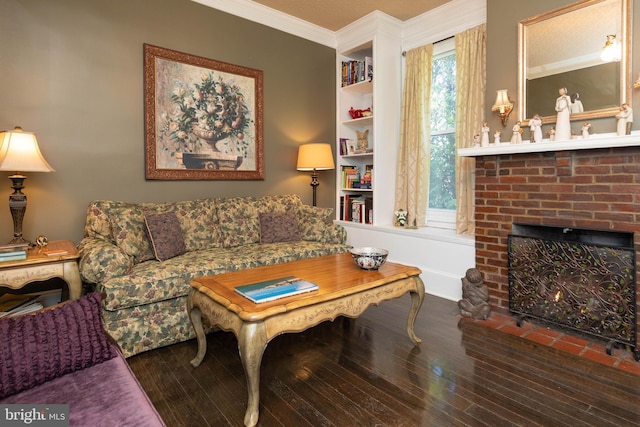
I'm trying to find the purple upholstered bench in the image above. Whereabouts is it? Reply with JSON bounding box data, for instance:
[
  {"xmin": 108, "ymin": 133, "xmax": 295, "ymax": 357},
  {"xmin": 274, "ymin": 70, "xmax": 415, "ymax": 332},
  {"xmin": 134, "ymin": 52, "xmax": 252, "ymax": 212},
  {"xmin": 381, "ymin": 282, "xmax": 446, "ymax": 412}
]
[{"xmin": 0, "ymin": 293, "xmax": 164, "ymax": 427}]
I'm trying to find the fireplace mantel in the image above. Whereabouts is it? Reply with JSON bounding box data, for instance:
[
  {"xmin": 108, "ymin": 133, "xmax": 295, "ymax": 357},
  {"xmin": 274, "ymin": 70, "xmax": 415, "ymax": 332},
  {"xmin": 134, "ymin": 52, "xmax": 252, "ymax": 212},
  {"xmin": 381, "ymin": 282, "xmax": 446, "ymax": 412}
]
[{"xmin": 458, "ymin": 132, "xmax": 640, "ymax": 157}]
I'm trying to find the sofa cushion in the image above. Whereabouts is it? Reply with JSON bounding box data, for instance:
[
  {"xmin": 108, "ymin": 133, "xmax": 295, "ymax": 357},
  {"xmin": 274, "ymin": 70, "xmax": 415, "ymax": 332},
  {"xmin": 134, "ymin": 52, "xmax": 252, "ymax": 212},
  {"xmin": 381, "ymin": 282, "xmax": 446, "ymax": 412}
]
[
  {"xmin": 0, "ymin": 350, "xmax": 165, "ymax": 426},
  {"xmin": 173, "ymin": 199, "xmax": 221, "ymax": 251},
  {"xmin": 0, "ymin": 293, "xmax": 117, "ymax": 399},
  {"xmin": 217, "ymin": 194, "xmax": 303, "ymax": 247},
  {"xmin": 259, "ymin": 211, "xmax": 302, "ymax": 243},
  {"xmin": 111, "ymin": 206, "xmax": 156, "ymax": 263},
  {"xmin": 144, "ymin": 211, "xmax": 187, "ymax": 261},
  {"xmin": 297, "ymin": 205, "xmax": 335, "ymax": 242}
]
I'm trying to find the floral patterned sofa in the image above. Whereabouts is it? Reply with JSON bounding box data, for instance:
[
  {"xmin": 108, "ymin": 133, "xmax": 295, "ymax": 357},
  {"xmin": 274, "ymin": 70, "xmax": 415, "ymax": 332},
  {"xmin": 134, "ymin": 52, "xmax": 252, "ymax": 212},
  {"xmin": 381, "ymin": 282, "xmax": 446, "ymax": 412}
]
[{"xmin": 78, "ymin": 194, "xmax": 349, "ymax": 357}]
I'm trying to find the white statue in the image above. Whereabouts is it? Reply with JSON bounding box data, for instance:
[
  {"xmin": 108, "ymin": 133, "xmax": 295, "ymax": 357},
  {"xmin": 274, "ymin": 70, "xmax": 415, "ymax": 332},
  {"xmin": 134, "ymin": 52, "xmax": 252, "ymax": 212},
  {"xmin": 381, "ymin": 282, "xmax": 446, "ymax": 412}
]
[
  {"xmin": 473, "ymin": 133, "xmax": 480, "ymax": 147},
  {"xmin": 493, "ymin": 130, "xmax": 501, "ymax": 145},
  {"xmin": 529, "ymin": 114, "xmax": 542, "ymax": 143},
  {"xmin": 616, "ymin": 103, "xmax": 633, "ymax": 136},
  {"xmin": 581, "ymin": 122, "xmax": 591, "ymax": 139},
  {"xmin": 481, "ymin": 122, "xmax": 490, "ymax": 147},
  {"xmin": 510, "ymin": 121, "xmax": 522, "ymax": 144},
  {"xmin": 554, "ymin": 87, "xmax": 572, "ymax": 140}
]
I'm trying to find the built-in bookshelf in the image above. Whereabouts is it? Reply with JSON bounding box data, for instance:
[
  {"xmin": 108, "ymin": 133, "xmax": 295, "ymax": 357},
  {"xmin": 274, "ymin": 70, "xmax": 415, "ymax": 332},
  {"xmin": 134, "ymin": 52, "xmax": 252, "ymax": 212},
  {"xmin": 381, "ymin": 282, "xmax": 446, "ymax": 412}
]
[{"xmin": 335, "ymin": 18, "xmax": 402, "ymax": 226}]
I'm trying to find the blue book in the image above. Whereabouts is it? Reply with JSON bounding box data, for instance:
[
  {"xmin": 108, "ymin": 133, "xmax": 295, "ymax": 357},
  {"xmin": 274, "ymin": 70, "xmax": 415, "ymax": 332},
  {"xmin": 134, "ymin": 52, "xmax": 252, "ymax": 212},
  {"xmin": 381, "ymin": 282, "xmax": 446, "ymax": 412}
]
[{"xmin": 235, "ymin": 276, "xmax": 318, "ymax": 304}]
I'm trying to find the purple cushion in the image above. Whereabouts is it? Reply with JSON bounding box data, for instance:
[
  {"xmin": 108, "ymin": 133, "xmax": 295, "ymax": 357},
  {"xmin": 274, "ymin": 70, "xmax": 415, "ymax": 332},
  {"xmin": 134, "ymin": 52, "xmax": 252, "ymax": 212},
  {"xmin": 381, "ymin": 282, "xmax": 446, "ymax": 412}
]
[
  {"xmin": 144, "ymin": 211, "xmax": 187, "ymax": 261},
  {"xmin": 0, "ymin": 351, "xmax": 165, "ymax": 426},
  {"xmin": 0, "ymin": 293, "xmax": 117, "ymax": 399},
  {"xmin": 259, "ymin": 211, "xmax": 302, "ymax": 243}
]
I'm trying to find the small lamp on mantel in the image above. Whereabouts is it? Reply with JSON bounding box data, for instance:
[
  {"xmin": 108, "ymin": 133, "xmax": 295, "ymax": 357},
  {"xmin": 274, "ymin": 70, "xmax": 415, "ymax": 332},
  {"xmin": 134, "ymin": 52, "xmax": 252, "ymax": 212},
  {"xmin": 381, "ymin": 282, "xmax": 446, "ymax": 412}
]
[
  {"xmin": 491, "ymin": 89, "xmax": 514, "ymax": 127},
  {"xmin": 0, "ymin": 127, "xmax": 55, "ymax": 248},
  {"xmin": 296, "ymin": 143, "xmax": 335, "ymax": 207}
]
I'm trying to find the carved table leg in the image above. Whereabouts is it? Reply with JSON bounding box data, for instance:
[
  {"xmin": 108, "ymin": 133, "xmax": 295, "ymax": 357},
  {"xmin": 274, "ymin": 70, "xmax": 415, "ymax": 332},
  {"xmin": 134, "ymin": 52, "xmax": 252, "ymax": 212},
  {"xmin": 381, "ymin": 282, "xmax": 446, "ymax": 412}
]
[
  {"xmin": 188, "ymin": 289, "xmax": 207, "ymax": 368},
  {"xmin": 407, "ymin": 276, "xmax": 425, "ymax": 344},
  {"xmin": 238, "ymin": 321, "xmax": 268, "ymax": 427},
  {"xmin": 63, "ymin": 261, "xmax": 83, "ymax": 300}
]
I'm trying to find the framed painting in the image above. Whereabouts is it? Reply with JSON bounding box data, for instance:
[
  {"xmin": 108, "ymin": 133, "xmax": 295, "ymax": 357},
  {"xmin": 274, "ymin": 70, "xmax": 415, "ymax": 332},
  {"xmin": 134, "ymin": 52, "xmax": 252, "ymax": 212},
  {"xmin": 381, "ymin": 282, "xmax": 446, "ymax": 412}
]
[{"xmin": 144, "ymin": 44, "xmax": 264, "ymax": 180}]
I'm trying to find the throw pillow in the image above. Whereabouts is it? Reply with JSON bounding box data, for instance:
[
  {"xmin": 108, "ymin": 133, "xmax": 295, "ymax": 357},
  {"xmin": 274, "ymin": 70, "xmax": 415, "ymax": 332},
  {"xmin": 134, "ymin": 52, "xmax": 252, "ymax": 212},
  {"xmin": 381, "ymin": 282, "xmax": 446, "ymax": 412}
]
[
  {"xmin": 297, "ymin": 205, "xmax": 334, "ymax": 241},
  {"xmin": 144, "ymin": 211, "xmax": 187, "ymax": 261},
  {"xmin": 259, "ymin": 211, "xmax": 302, "ymax": 243},
  {"xmin": 110, "ymin": 206, "xmax": 155, "ymax": 263},
  {"xmin": 0, "ymin": 293, "xmax": 118, "ymax": 399}
]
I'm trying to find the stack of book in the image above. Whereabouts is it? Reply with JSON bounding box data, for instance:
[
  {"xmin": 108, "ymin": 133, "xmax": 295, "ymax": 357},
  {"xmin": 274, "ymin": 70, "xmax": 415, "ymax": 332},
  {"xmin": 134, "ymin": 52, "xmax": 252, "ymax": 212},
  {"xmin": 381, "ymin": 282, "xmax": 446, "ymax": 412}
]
[
  {"xmin": 341, "ymin": 57, "xmax": 373, "ymax": 87},
  {"xmin": 0, "ymin": 246, "xmax": 28, "ymax": 263}
]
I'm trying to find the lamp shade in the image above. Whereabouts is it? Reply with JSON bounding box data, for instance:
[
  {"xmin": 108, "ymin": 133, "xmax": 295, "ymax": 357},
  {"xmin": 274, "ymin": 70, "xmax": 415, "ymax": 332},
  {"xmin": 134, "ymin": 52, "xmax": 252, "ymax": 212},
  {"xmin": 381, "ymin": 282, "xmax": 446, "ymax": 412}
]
[
  {"xmin": 0, "ymin": 127, "xmax": 55, "ymax": 173},
  {"xmin": 491, "ymin": 89, "xmax": 512, "ymax": 113},
  {"xmin": 296, "ymin": 143, "xmax": 335, "ymax": 171}
]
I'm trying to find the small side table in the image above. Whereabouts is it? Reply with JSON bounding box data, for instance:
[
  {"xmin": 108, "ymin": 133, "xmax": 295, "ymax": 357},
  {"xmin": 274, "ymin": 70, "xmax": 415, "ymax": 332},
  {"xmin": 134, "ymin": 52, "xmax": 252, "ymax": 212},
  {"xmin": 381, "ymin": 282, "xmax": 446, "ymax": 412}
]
[{"xmin": 0, "ymin": 240, "xmax": 82, "ymax": 301}]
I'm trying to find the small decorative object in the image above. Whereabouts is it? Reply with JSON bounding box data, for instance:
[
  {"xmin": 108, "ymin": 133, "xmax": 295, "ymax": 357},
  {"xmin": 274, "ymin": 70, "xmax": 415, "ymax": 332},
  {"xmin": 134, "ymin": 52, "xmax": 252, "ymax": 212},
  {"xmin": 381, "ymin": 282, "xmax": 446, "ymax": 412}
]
[
  {"xmin": 394, "ymin": 209, "xmax": 408, "ymax": 226},
  {"xmin": 493, "ymin": 130, "xmax": 501, "ymax": 145},
  {"xmin": 457, "ymin": 268, "xmax": 491, "ymax": 320},
  {"xmin": 348, "ymin": 107, "xmax": 372, "ymax": 119},
  {"xmin": 615, "ymin": 103, "xmax": 633, "ymax": 136},
  {"xmin": 356, "ymin": 130, "xmax": 369, "ymax": 151},
  {"xmin": 510, "ymin": 121, "xmax": 522, "ymax": 144},
  {"xmin": 35, "ymin": 235, "xmax": 48, "ymax": 248},
  {"xmin": 529, "ymin": 114, "xmax": 542, "ymax": 143},
  {"xmin": 473, "ymin": 133, "xmax": 480, "ymax": 147},
  {"xmin": 581, "ymin": 122, "xmax": 591, "ymax": 139},
  {"xmin": 350, "ymin": 247, "xmax": 388, "ymax": 271},
  {"xmin": 481, "ymin": 122, "xmax": 490, "ymax": 147},
  {"xmin": 547, "ymin": 126, "xmax": 556, "ymax": 141}
]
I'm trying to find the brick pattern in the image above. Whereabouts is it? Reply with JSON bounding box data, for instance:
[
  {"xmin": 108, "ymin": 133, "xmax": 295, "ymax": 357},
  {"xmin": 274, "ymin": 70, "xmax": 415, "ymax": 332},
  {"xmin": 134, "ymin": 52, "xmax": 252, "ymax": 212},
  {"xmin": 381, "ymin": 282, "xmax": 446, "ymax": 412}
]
[{"xmin": 474, "ymin": 147, "xmax": 640, "ymax": 347}]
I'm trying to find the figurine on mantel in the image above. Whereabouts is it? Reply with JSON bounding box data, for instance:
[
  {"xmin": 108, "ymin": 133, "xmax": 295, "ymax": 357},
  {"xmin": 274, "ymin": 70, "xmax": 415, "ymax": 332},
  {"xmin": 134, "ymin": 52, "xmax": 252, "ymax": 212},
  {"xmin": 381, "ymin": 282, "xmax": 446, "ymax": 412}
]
[
  {"xmin": 616, "ymin": 103, "xmax": 633, "ymax": 136},
  {"xmin": 510, "ymin": 121, "xmax": 523, "ymax": 144},
  {"xmin": 554, "ymin": 87, "xmax": 572, "ymax": 141},
  {"xmin": 529, "ymin": 114, "xmax": 542, "ymax": 143},
  {"xmin": 581, "ymin": 122, "xmax": 591, "ymax": 139},
  {"xmin": 481, "ymin": 121, "xmax": 490, "ymax": 147},
  {"xmin": 547, "ymin": 126, "xmax": 556, "ymax": 141},
  {"xmin": 473, "ymin": 133, "xmax": 480, "ymax": 147},
  {"xmin": 493, "ymin": 130, "xmax": 501, "ymax": 144}
]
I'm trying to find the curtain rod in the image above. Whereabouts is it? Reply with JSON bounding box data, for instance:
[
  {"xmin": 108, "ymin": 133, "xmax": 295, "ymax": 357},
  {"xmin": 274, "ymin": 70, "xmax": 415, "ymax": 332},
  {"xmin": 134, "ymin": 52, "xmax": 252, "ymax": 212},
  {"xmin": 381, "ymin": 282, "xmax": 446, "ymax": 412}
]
[{"xmin": 402, "ymin": 35, "xmax": 454, "ymax": 56}]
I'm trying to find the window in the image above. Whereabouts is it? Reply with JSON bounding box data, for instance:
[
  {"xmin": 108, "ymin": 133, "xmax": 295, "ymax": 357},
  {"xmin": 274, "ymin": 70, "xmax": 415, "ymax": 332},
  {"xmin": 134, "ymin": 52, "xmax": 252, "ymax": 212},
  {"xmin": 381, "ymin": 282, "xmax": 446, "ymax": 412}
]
[{"xmin": 427, "ymin": 39, "xmax": 456, "ymax": 228}]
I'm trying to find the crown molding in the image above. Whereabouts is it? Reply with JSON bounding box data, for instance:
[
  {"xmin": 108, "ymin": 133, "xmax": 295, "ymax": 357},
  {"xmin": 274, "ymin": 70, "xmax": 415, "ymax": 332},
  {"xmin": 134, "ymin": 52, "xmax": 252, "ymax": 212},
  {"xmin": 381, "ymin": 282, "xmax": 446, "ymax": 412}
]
[
  {"xmin": 191, "ymin": 0, "xmax": 337, "ymax": 48},
  {"xmin": 402, "ymin": 0, "xmax": 486, "ymax": 51},
  {"xmin": 336, "ymin": 10, "xmax": 403, "ymax": 51}
]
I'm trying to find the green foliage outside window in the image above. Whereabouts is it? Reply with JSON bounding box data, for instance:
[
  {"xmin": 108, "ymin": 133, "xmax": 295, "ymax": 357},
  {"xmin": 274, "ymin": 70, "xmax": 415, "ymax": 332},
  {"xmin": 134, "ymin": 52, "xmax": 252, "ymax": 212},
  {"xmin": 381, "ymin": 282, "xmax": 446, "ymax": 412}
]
[{"xmin": 429, "ymin": 52, "xmax": 457, "ymax": 210}]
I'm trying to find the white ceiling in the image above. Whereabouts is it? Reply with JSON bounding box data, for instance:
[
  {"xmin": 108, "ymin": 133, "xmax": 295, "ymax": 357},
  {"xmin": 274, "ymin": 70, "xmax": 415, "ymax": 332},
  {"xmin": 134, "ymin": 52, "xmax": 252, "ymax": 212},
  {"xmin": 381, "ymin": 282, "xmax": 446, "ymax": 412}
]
[{"xmin": 250, "ymin": 0, "xmax": 450, "ymax": 31}]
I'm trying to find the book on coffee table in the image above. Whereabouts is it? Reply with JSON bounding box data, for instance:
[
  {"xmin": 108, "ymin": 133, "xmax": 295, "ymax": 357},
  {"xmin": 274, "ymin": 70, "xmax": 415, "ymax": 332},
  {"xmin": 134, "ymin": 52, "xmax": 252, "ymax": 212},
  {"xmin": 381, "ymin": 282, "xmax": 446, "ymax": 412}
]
[{"xmin": 235, "ymin": 276, "xmax": 318, "ymax": 303}]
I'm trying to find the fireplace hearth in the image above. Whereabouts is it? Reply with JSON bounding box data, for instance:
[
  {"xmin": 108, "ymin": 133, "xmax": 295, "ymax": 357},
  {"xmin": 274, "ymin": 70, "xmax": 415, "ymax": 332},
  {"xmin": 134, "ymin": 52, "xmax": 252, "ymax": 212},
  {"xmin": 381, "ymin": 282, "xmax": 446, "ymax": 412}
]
[{"xmin": 508, "ymin": 224, "xmax": 637, "ymax": 358}]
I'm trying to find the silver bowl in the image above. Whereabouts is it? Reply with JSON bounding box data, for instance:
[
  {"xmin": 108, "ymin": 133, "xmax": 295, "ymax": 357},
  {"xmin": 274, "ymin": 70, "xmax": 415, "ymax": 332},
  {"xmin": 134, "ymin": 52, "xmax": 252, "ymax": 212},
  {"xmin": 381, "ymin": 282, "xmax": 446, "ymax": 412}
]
[{"xmin": 350, "ymin": 247, "xmax": 389, "ymax": 271}]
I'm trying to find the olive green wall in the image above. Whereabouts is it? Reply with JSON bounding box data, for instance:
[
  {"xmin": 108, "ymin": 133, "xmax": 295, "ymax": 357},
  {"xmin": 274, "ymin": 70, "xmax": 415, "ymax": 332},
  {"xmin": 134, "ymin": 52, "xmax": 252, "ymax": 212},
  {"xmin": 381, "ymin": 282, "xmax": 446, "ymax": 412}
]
[
  {"xmin": 487, "ymin": 0, "xmax": 639, "ymax": 135},
  {"xmin": 0, "ymin": 0, "xmax": 336, "ymax": 243}
]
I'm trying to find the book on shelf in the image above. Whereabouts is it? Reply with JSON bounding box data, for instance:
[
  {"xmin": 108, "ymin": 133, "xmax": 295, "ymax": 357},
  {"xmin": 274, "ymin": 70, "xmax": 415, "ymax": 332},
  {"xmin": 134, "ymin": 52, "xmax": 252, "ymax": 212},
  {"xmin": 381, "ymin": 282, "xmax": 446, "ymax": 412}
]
[
  {"xmin": 235, "ymin": 276, "xmax": 319, "ymax": 304},
  {"xmin": 341, "ymin": 58, "xmax": 373, "ymax": 87}
]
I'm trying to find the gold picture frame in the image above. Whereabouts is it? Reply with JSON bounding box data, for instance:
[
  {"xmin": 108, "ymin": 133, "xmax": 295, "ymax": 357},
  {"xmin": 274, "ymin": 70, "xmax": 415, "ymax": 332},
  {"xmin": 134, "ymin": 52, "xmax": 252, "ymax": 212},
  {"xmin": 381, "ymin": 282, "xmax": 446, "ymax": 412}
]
[{"xmin": 144, "ymin": 44, "xmax": 264, "ymax": 180}]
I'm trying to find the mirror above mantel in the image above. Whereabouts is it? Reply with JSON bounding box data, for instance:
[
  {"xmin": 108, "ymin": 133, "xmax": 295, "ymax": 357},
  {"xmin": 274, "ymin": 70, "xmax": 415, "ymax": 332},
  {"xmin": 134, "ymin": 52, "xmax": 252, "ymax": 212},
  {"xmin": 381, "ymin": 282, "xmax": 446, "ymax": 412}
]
[{"xmin": 518, "ymin": 0, "xmax": 631, "ymax": 125}]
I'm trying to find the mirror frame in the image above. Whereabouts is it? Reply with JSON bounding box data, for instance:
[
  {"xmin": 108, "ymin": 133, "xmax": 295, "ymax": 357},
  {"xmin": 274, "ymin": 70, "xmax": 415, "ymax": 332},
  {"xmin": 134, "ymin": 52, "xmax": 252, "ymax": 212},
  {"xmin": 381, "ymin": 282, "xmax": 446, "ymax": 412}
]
[{"xmin": 518, "ymin": 0, "xmax": 632, "ymax": 124}]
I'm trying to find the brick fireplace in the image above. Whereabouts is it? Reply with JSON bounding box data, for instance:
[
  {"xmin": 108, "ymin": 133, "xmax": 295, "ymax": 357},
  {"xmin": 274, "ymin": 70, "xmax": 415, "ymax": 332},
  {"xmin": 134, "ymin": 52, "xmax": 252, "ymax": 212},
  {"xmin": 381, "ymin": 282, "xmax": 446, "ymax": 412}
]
[{"xmin": 471, "ymin": 143, "xmax": 640, "ymax": 350}]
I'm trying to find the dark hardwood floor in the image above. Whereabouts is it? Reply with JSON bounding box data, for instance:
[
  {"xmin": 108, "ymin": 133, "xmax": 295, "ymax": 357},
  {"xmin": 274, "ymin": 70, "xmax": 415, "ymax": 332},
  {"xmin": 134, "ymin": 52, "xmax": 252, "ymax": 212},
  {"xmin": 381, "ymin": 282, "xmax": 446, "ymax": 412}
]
[{"xmin": 128, "ymin": 294, "xmax": 640, "ymax": 426}]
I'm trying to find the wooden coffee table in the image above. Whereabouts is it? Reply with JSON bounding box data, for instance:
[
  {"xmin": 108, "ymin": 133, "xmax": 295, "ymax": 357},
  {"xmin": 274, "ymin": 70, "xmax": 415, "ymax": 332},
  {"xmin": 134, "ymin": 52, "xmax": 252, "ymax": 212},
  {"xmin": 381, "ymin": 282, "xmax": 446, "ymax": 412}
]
[{"xmin": 187, "ymin": 252, "xmax": 424, "ymax": 427}]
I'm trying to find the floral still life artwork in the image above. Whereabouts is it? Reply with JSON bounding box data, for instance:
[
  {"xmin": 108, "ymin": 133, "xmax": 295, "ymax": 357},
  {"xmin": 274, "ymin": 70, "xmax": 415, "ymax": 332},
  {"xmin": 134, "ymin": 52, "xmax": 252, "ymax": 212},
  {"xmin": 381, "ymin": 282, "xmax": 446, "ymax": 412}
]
[{"xmin": 144, "ymin": 44, "xmax": 264, "ymax": 180}]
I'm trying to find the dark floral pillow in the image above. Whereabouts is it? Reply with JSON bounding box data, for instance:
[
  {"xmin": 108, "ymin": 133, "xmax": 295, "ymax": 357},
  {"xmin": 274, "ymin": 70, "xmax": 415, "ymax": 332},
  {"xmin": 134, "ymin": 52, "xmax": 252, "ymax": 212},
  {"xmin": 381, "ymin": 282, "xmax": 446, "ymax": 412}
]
[
  {"xmin": 144, "ymin": 211, "xmax": 187, "ymax": 261},
  {"xmin": 259, "ymin": 211, "xmax": 302, "ymax": 243},
  {"xmin": 0, "ymin": 293, "xmax": 117, "ymax": 399}
]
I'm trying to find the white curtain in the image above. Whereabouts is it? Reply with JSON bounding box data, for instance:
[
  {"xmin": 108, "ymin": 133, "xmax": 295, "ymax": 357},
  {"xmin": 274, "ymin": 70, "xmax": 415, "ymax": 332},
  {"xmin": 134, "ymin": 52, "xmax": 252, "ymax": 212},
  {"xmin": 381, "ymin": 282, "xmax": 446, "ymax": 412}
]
[
  {"xmin": 455, "ymin": 24, "xmax": 486, "ymax": 235},
  {"xmin": 393, "ymin": 45, "xmax": 433, "ymax": 227}
]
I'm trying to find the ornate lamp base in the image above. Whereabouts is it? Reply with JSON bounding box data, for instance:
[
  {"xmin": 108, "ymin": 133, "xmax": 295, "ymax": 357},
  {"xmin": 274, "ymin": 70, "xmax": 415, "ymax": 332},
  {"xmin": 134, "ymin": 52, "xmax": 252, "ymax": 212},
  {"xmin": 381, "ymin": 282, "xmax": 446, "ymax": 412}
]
[{"xmin": 7, "ymin": 174, "xmax": 30, "ymax": 248}]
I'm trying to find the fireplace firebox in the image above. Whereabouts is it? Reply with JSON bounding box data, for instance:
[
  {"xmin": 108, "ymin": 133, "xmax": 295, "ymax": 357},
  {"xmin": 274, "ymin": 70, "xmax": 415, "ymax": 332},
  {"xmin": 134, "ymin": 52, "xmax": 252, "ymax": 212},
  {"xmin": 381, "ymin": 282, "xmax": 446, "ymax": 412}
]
[{"xmin": 508, "ymin": 224, "xmax": 637, "ymax": 358}]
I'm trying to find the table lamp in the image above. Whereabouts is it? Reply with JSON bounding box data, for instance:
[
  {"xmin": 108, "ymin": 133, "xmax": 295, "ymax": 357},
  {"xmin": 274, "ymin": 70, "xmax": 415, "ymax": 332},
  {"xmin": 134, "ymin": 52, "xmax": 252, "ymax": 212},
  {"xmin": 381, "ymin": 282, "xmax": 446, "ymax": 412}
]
[
  {"xmin": 296, "ymin": 143, "xmax": 334, "ymax": 206},
  {"xmin": 0, "ymin": 127, "xmax": 55, "ymax": 247}
]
